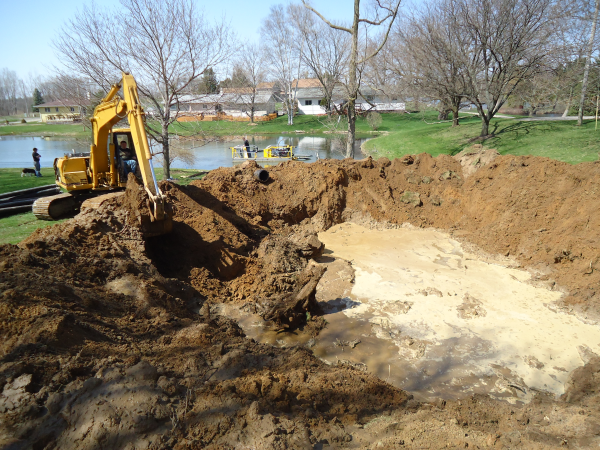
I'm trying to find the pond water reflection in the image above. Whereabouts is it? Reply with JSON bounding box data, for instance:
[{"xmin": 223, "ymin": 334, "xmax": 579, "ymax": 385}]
[{"xmin": 0, "ymin": 135, "xmax": 367, "ymax": 170}]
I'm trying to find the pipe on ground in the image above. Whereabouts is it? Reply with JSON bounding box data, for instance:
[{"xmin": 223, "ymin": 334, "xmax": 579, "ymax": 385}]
[{"xmin": 254, "ymin": 169, "xmax": 269, "ymax": 183}]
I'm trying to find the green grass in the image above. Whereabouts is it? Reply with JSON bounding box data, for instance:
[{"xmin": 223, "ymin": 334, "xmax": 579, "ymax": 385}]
[
  {"xmin": 0, "ymin": 115, "xmax": 26, "ymax": 123},
  {"xmin": 363, "ymin": 111, "xmax": 600, "ymax": 165},
  {"xmin": 168, "ymin": 114, "xmax": 376, "ymax": 137},
  {"xmin": 153, "ymin": 168, "xmax": 207, "ymax": 185},
  {"xmin": 0, "ymin": 168, "xmax": 58, "ymax": 194},
  {"xmin": 0, "ymin": 122, "xmax": 89, "ymax": 137},
  {"xmin": 0, "ymin": 213, "xmax": 68, "ymax": 246},
  {"xmin": 0, "ymin": 168, "xmax": 64, "ymax": 245}
]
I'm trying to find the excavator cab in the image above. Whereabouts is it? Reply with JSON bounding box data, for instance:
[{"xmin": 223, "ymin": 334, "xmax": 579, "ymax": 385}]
[{"xmin": 112, "ymin": 128, "xmax": 138, "ymax": 183}]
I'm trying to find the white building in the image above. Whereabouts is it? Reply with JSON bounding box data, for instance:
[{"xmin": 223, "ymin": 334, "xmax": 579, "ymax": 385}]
[
  {"xmin": 291, "ymin": 79, "xmax": 405, "ymax": 115},
  {"xmin": 175, "ymin": 84, "xmax": 279, "ymax": 118}
]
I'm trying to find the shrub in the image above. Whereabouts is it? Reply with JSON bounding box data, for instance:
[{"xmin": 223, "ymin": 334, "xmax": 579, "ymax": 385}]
[
  {"xmin": 367, "ymin": 112, "xmax": 382, "ymax": 131},
  {"xmin": 20, "ymin": 119, "xmax": 27, "ymax": 124}
]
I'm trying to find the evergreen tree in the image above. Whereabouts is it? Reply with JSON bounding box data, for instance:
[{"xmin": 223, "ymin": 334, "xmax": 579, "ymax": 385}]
[
  {"xmin": 198, "ymin": 68, "xmax": 219, "ymax": 94},
  {"xmin": 32, "ymin": 88, "xmax": 44, "ymax": 112}
]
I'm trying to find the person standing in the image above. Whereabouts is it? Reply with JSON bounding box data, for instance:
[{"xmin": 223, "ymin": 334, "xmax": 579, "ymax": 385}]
[
  {"xmin": 244, "ymin": 137, "xmax": 251, "ymax": 157},
  {"xmin": 32, "ymin": 148, "xmax": 42, "ymax": 177}
]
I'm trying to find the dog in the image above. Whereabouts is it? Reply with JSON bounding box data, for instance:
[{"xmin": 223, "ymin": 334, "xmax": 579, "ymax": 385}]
[{"xmin": 21, "ymin": 168, "xmax": 36, "ymax": 177}]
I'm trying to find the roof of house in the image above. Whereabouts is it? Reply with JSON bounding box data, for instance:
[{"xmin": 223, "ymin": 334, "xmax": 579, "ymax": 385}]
[
  {"xmin": 257, "ymin": 81, "xmax": 279, "ymax": 90},
  {"xmin": 36, "ymin": 99, "xmax": 82, "ymax": 108},
  {"xmin": 291, "ymin": 79, "xmax": 323, "ymax": 88},
  {"xmin": 177, "ymin": 92, "xmax": 276, "ymax": 106},
  {"xmin": 221, "ymin": 87, "xmax": 253, "ymax": 94},
  {"xmin": 293, "ymin": 84, "xmax": 381, "ymax": 101},
  {"xmin": 295, "ymin": 87, "xmax": 326, "ymax": 98}
]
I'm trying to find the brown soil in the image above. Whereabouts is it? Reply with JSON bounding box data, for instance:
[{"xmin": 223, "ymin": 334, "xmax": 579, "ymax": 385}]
[{"xmin": 1, "ymin": 154, "xmax": 600, "ymax": 449}]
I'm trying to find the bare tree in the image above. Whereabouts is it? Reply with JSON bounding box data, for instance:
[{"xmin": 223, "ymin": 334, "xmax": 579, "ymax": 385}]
[
  {"xmin": 447, "ymin": 0, "xmax": 555, "ymax": 137},
  {"xmin": 233, "ymin": 44, "xmax": 267, "ymax": 123},
  {"xmin": 263, "ymin": 4, "xmax": 305, "ymax": 126},
  {"xmin": 43, "ymin": 74, "xmax": 103, "ymax": 129},
  {"xmin": 0, "ymin": 68, "xmax": 20, "ymax": 116},
  {"xmin": 294, "ymin": 8, "xmax": 350, "ymax": 114},
  {"xmin": 55, "ymin": 0, "xmax": 234, "ymax": 179},
  {"xmin": 514, "ymin": 70, "xmax": 561, "ymax": 116},
  {"xmin": 395, "ymin": 4, "xmax": 470, "ymax": 126},
  {"xmin": 303, "ymin": 0, "xmax": 402, "ymax": 158},
  {"xmin": 578, "ymin": 0, "xmax": 600, "ymax": 125}
]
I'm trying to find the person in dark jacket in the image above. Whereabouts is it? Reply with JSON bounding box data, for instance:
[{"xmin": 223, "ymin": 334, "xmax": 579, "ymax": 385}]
[{"xmin": 32, "ymin": 148, "xmax": 42, "ymax": 177}]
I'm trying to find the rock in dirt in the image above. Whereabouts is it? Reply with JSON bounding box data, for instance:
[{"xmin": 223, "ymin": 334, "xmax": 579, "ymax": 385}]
[
  {"xmin": 400, "ymin": 191, "xmax": 422, "ymax": 207},
  {"xmin": 454, "ymin": 145, "xmax": 499, "ymax": 177}
]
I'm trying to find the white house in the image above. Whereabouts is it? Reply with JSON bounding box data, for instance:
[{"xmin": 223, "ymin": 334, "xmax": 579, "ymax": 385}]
[{"xmin": 291, "ymin": 79, "xmax": 405, "ymax": 115}]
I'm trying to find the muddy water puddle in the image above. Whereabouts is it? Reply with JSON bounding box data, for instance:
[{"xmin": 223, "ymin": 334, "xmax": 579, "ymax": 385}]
[{"xmin": 221, "ymin": 223, "xmax": 600, "ymax": 404}]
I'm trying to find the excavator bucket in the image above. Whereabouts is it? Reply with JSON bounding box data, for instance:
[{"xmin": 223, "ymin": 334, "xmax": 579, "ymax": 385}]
[
  {"xmin": 140, "ymin": 206, "xmax": 173, "ymax": 238},
  {"xmin": 81, "ymin": 190, "xmax": 173, "ymax": 238}
]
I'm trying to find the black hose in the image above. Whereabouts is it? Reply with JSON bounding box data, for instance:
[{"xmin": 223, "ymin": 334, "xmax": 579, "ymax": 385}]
[
  {"xmin": 0, "ymin": 198, "xmax": 36, "ymax": 208},
  {"xmin": 0, "ymin": 185, "xmax": 58, "ymax": 200},
  {"xmin": 0, "ymin": 205, "xmax": 32, "ymax": 217},
  {"xmin": 0, "ymin": 188, "xmax": 61, "ymax": 205}
]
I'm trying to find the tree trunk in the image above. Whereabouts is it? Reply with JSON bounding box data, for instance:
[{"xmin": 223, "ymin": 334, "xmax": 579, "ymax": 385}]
[
  {"xmin": 345, "ymin": 0, "xmax": 360, "ymax": 159},
  {"xmin": 438, "ymin": 110, "xmax": 449, "ymax": 120},
  {"xmin": 481, "ymin": 119, "xmax": 489, "ymax": 137},
  {"xmin": 161, "ymin": 121, "xmax": 170, "ymax": 179},
  {"xmin": 451, "ymin": 106, "xmax": 459, "ymax": 127},
  {"xmin": 563, "ymin": 87, "xmax": 573, "ymax": 117},
  {"xmin": 477, "ymin": 107, "xmax": 490, "ymax": 137},
  {"xmin": 346, "ymin": 102, "xmax": 356, "ymax": 158},
  {"xmin": 578, "ymin": 0, "xmax": 600, "ymax": 126},
  {"xmin": 287, "ymin": 90, "xmax": 294, "ymax": 126}
]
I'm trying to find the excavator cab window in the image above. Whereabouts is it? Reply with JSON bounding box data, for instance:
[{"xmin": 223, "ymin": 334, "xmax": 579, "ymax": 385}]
[{"xmin": 113, "ymin": 131, "xmax": 137, "ymax": 182}]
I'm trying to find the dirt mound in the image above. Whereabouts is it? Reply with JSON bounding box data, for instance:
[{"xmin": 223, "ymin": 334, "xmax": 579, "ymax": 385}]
[{"xmin": 2, "ymin": 154, "xmax": 600, "ymax": 448}]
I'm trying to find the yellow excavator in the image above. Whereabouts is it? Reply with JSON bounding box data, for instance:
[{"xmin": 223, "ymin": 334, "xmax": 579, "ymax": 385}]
[{"xmin": 33, "ymin": 73, "xmax": 172, "ymax": 236}]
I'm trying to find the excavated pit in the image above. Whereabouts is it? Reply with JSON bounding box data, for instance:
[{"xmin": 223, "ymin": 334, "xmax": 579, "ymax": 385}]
[{"xmin": 2, "ymin": 149, "xmax": 600, "ymax": 448}]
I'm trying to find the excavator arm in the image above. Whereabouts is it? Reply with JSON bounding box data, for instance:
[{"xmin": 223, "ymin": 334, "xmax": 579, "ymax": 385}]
[{"xmin": 90, "ymin": 73, "xmax": 167, "ymax": 223}]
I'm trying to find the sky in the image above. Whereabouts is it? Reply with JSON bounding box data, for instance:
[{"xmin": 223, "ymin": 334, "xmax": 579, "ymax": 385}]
[{"xmin": 0, "ymin": 0, "xmax": 372, "ymax": 82}]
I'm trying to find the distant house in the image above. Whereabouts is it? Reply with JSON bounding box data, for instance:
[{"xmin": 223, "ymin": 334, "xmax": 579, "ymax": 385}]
[
  {"xmin": 175, "ymin": 86, "xmax": 278, "ymax": 118},
  {"xmin": 291, "ymin": 78, "xmax": 405, "ymax": 115},
  {"xmin": 36, "ymin": 99, "xmax": 85, "ymax": 123}
]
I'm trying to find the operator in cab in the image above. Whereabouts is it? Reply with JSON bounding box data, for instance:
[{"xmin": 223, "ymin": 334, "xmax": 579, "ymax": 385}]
[{"xmin": 119, "ymin": 140, "xmax": 138, "ymax": 177}]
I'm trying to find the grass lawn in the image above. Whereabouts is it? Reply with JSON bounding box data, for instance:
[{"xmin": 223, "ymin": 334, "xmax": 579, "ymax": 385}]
[
  {"xmin": 363, "ymin": 111, "xmax": 600, "ymax": 165},
  {"xmin": 0, "ymin": 213, "xmax": 68, "ymax": 246},
  {"xmin": 0, "ymin": 122, "xmax": 89, "ymax": 137},
  {"xmin": 0, "ymin": 167, "xmax": 203, "ymax": 245},
  {"xmin": 169, "ymin": 114, "xmax": 377, "ymax": 137},
  {"xmin": 0, "ymin": 168, "xmax": 58, "ymax": 194},
  {"xmin": 153, "ymin": 168, "xmax": 207, "ymax": 185},
  {"xmin": 0, "ymin": 115, "xmax": 27, "ymax": 123}
]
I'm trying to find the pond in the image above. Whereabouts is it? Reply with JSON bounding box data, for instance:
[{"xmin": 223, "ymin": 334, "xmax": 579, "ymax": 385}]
[{"xmin": 0, "ymin": 135, "xmax": 367, "ymax": 170}]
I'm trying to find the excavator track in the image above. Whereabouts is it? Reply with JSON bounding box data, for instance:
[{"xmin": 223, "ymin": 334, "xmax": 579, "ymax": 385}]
[{"xmin": 32, "ymin": 193, "xmax": 78, "ymax": 220}]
